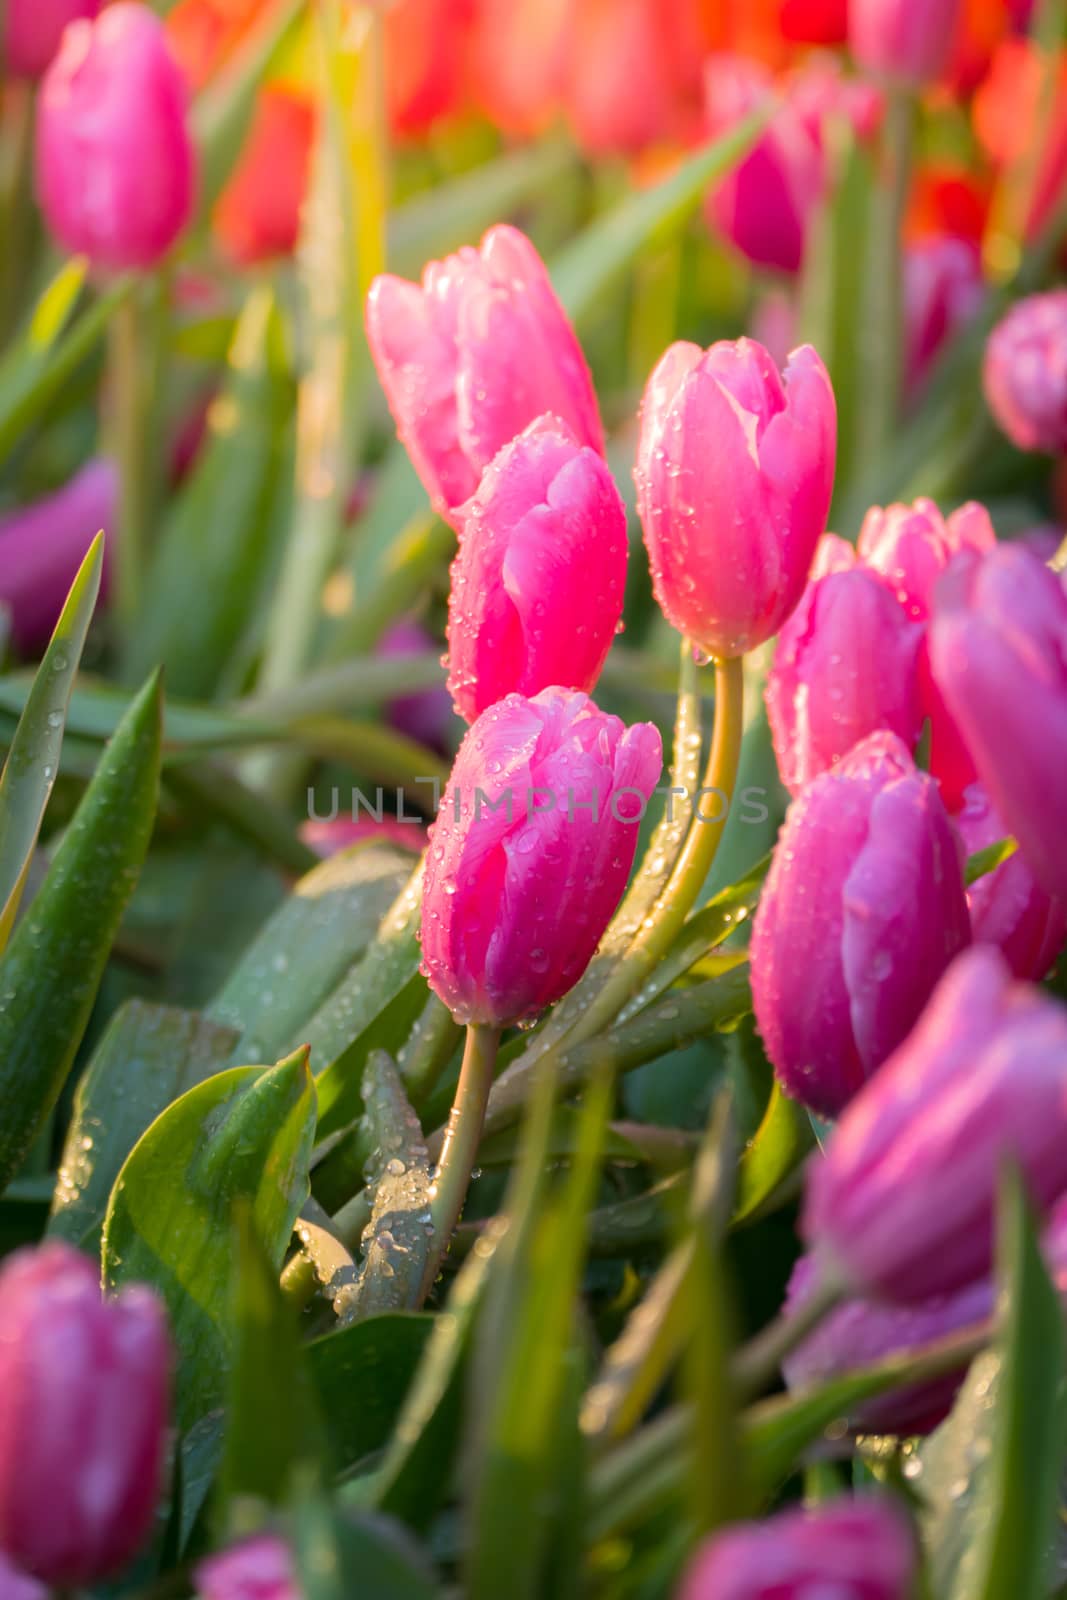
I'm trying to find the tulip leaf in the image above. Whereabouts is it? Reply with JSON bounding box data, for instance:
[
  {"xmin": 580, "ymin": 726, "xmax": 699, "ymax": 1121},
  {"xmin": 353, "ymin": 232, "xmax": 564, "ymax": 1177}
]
[
  {"xmin": 292, "ymin": 1497, "xmax": 440, "ymax": 1600},
  {"xmin": 0, "ymin": 669, "xmax": 162, "ymax": 1194},
  {"xmin": 733, "ymin": 1083, "xmax": 815, "ymax": 1227},
  {"xmin": 102, "ymin": 1047, "xmax": 318, "ymax": 1431},
  {"xmin": 307, "ymin": 1312, "xmax": 437, "ymax": 1474},
  {"xmin": 0, "ymin": 532, "xmax": 104, "ymax": 953},
  {"xmin": 965, "ymin": 836, "xmax": 1018, "ymax": 885}
]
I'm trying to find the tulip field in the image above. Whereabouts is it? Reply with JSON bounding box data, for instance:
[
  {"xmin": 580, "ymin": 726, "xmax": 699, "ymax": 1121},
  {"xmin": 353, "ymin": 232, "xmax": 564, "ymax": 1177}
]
[{"xmin": 4, "ymin": 1, "xmax": 1067, "ymax": 1596}]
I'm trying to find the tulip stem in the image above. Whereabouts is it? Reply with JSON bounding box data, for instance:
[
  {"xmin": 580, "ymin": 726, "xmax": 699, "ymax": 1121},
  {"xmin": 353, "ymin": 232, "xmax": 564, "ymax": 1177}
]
[
  {"xmin": 420, "ymin": 1022, "xmax": 502, "ymax": 1300},
  {"xmin": 732, "ymin": 1273, "xmax": 844, "ymax": 1400},
  {"xmin": 109, "ymin": 287, "xmax": 157, "ymax": 637}
]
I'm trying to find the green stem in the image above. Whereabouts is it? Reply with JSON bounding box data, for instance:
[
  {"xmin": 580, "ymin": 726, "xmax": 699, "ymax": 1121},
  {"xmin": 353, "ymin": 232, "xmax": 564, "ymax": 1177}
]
[
  {"xmin": 109, "ymin": 290, "xmax": 154, "ymax": 632},
  {"xmin": 731, "ymin": 1273, "xmax": 844, "ymax": 1400},
  {"xmin": 420, "ymin": 1023, "xmax": 501, "ymax": 1298},
  {"xmin": 854, "ymin": 86, "xmax": 913, "ymax": 479},
  {"xmin": 0, "ymin": 84, "xmax": 35, "ymax": 345}
]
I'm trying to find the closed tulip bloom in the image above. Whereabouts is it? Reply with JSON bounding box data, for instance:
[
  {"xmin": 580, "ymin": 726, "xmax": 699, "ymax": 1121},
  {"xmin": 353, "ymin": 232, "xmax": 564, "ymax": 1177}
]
[
  {"xmin": 447, "ymin": 418, "xmax": 628, "ymax": 722},
  {"xmin": 195, "ymin": 1535, "xmax": 298, "ymax": 1600},
  {"xmin": 0, "ymin": 1241, "xmax": 170, "ymax": 1586},
  {"xmin": 929, "ymin": 544, "xmax": 1067, "ymax": 901},
  {"xmin": 378, "ymin": 617, "xmax": 454, "ymax": 754},
  {"xmin": 678, "ymin": 1498, "xmax": 915, "ymax": 1600},
  {"xmin": 766, "ymin": 565, "xmax": 924, "ymax": 794},
  {"xmin": 850, "ymin": 0, "xmax": 963, "ymax": 84},
  {"xmin": 36, "ymin": 4, "xmax": 196, "ymax": 273},
  {"xmin": 0, "ymin": 459, "xmax": 116, "ymax": 655},
  {"xmin": 957, "ymin": 783, "xmax": 1066, "ymax": 980},
  {"xmin": 804, "ymin": 946, "xmax": 1067, "ymax": 1302},
  {"xmin": 750, "ymin": 732, "xmax": 971, "ymax": 1116},
  {"xmin": 4, "ymin": 0, "xmax": 100, "ymax": 78},
  {"xmin": 904, "ymin": 236, "xmax": 984, "ymax": 400},
  {"xmin": 366, "ymin": 226, "xmax": 604, "ymax": 519},
  {"xmin": 421, "ymin": 688, "xmax": 661, "ymax": 1025},
  {"xmin": 214, "ymin": 86, "xmax": 315, "ymax": 266},
  {"xmin": 0, "ymin": 1556, "xmax": 45, "ymax": 1600},
  {"xmin": 983, "ymin": 290, "xmax": 1067, "ymax": 454},
  {"xmin": 635, "ymin": 338, "xmax": 836, "ymax": 660}
]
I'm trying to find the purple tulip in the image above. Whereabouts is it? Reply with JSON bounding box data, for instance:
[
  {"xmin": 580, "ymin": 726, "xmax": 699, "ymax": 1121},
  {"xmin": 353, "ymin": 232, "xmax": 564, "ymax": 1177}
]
[
  {"xmin": 0, "ymin": 1555, "xmax": 45, "ymax": 1600},
  {"xmin": 36, "ymin": 4, "xmax": 196, "ymax": 273},
  {"xmin": 0, "ymin": 1241, "xmax": 170, "ymax": 1587},
  {"xmin": 366, "ymin": 225, "xmax": 604, "ymax": 519},
  {"xmin": 420, "ymin": 687, "xmax": 661, "ymax": 1025},
  {"xmin": 804, "ymin": 946, "xmax": 1067, "ymax": 1303},
  {"xmin": 904, "ymin": 236, "xmax": 983, "ymax": 400},
  {"xmin": 3, "ymin": 0, "xmax": 100, "ymax": 78},
  {"xmin": 957, "ymin": 782, "xmax": 1065, "ymax": 981},
  {"xmin": 850, "ymin": 0, "xmax": 963, "ymax": 84},
  {"xmin": 929, "ymin": 544, "xmax": 1067, "ymax": 902},
  {"xmin": 0, "ymin": 459, "xmax": 116, "ymax": 655},
  {"xmin": 446, "ymin": 416, "xmax": 628, "ymax": 723},
  {"xmin": 195, "ymin": 1535, "xmax": 298, "ymax": 1600},
  {"xmin": 750, "ymin": 731, "xmax": 971, "ymax": 1116},
  {"xmin": 983, "ymin": 289, "xmax": 1067, "ymax": 454},
  {"xmin": 678, "ymin": 1498, "xmax": 915, "ymax": 1600},
  {"xmin": 378, "ymin": 617, "xmax": 454, "ymax": 753},
  {"xmin": 635, "ymin": 337, "xmax": 836, "ymax": 659}
]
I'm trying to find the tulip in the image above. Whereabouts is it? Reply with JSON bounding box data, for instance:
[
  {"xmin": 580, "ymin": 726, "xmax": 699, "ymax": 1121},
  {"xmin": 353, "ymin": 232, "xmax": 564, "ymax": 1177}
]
[
  {"xmin": 635, "ymin": 338, "xmax": 836, "ymax": 660},
  {"xmin": 678, "ymin": 1498, "xmax": 915, "ymax": 1600},
  {"xmin": 804, "ymin": 946, "xmax": 1067, "ymax": 1303},
  {"xmin": 563, "ymin": 0, "xmax": 704, "ymax": 157},
  {"xmin": 366, "ymin": 226, "xmax": 604, "ymax": 519},
  {"xmin": 0, "ymin": 460, "xmax": 116, "ymax": 656},
  {"xmin": 447, "ymin": 418, "xmax": 628, "ymax": 723},
  {"xmin": 420, "ymin": 687, "xmax": 662, "ymax": 1025},
  {"xmin": 765, "ymin": 565, "xmax": 924, "ymax": 795},
  {"xmin": 36, "ymin": 4, "xmax": 196, "ymax": 273},
  {"xmin": 300, "ymin": 817, "xmax": 426, "ymax": 857},
  {"xmin": 214, "ymin": 86, "xmax": 315, "ymax": 266},
  {"xmin": 195, "ymin": 1535, "xmax": 298, "ymax": 1600},
  {"xmin": 750, "ymin": 732, "xmax": 971, "ymax": 1116},
  {"xmin": 0, "ymin": 1556, "xmax": 45, "ymax": 1600},
  {"xmin": 957, "ymin": 783, "xmax": 1066, "ymax": 980},
  {"xmin": 929, "ymin": 544, "xmax": 1067, "ymax": 901},
  {"xmin": 780, "ymin": 0, "xmax": 848, "ymax": 43},
  {"xmin": 0, "ymin": 1241, "xmax": 170, "ymax": 1587},
  {"xmin": 973, "ymin": 38, "xmax": 1067, "ymax": 243},
  {"xmin": 378, "ymin": 617, "xmax": 455, "ymax": 753},
  {"xmin": 904, "ymin": 236, "xmax": 984, "ymax": 400},
  {"xmin": 469, "ymin": 0, "xmax": 568, "ymax": 137},
  {"xmin": 850, "ymin": 0, "xmax": 963, "ymax": 84},
  {"xmin": 384, "ymin": 0, "xmax": 472, "ymax": 139},
  {"xmin": 3, "ymin": 0, "xmax": 100, "ymax": 78},
  {"xmin": 983, "ymin": 290, "xmax": 1067, "ymax": 454}
]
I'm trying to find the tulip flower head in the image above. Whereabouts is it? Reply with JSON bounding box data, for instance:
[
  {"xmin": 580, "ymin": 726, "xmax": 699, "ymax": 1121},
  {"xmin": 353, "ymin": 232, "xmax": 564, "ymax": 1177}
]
[
  {"xmin": 195, "ymin": 1535, "xmax": 298, "ymax": 1600},
  {"xmin": 983, "ymin": 289, "xmax": 1067, "ymax": 454},
  {"xmin": 0, "ymin": 459, "xmax": 117, "ymax": 656},
  {"xmin": 635, "ymin": 337, "xmax": 836, "ymax": 660},
  {"xmin": 420, "ymin": 688, "xmax": 662, "ymax": 1026},
  {"xmin": 957, "ymin": 783, "xmax": 1065, "ymax": 980},
  {"xmin": 3, "ymin": 0, "xmax": 101, "ymax": 79},
  {"xmin": 446, "ymin": 417, "xmax": 628, "ymax": 722},
  {"xmin": 850, "ymin": 0, "xmax": 964, "ymax": 85}
]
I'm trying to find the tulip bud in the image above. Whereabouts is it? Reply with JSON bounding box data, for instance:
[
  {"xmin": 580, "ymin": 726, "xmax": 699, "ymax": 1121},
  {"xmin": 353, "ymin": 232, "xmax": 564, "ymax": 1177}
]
[
  {"xmin": 420, "ymin": 687, "xmax": 661, "ymax": 1025},
  {"xmin": 366, "ymin": 226, "xmax": 604, "ymax": 519},
  {"xmin": 765, "ymin": 564, "xmax": 924, "ymax": 794},
  {"xmin": 378, "ymin": 617, "xmax": 454, "ymax": 754},
  {"xmin": 214, "ymin": 86, "xmax": 315, "ymax": 267},
  {"xmin": 804, "ymin": 946, "xmax": 1067, "ymax": 1302},
  {"xmin": 679, "ymin": 1498, "xmax": 915, "ymax": 1600},
  {"xmin": 0, "ymin": 1241, "xmax": 170, "ymax": 1587},
  {"xmin": 750, "ymin": 732, "xmax": 971, "ymax": 1116},
  {"xmin": 195, "ymin": 1535, "xmax": 298, "ymax": 1600},
  {"xmin": 929, "ymin": 544, "xmax": 1067, "ymax": 902},
  {"xmin": 0, "ymin": 459, "xmax": 116, "ymax": 656},
  {"xmin": 36, "ymin": 4, "xmax": 196, "ymax": 273},
  {"xmin": 957, "ymin": 783, "xmax": 1066, "ymax": 980},
  {"xmin": 635, "ymin": 338, "xmax": 836, "ymax": 659},
  {"xmin": 447, "ymin": 417, "xmax": 628, "ymax": 723},
  {"xmin": 563, "ymin": 0, "xmax": 698, "ymax": 158},
  {"xmin": 983, "ymin": 289, "xmax": 1067, "ymax": 454},
  {"xmin": 3, "ymin": 0, "xmax": 100, "ymax": 78},
  {"xmin": 0, "ymin": 1555, "xmax": 45, "ymax": 1600},
  {"xmin": 904, "ymin": 236, "xmax": 983, "ymax": 400},
  {"xmin": 850, "ymin": 0, "xmax": 963, "ymax": 85}
]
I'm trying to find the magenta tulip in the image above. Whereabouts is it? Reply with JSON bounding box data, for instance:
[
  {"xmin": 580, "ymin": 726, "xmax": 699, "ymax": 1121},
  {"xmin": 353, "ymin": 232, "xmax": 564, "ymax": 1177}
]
[
  {"xmin": 36, "ymin": 4, "xmax": 196, "ymax": 273},
  {"xmin": 420, "ymin": 687, "xmax": 661, "ymax": 1025},
  {"xmin": 983, "ymin": 289, "xmax": 1067, "ymax": 454},
  {"xmin": 0, "ymin": 460, "xmax": 116, "ymax": 655},
  {"xmin": 856, "ymin": 497, "xmax": 996, "ymax": 623},
  {"xmin": 750, "ymin": 732, "xmax": 971, "ymax": 1116},
  {"xmin": 957, "ymin": 783, "xmax": 1065, "ymax": 980},
  {"xmin": 929, "ymin": 544, "xmax": 1067, "ymax": 901},
  {"xmin": 850, "ymin": 0, "xmax": 963, "ymax": 84},
  {"xmin": 0, "ymin": 1241, "xmax": 170, "ymax": 1587},
  {"xmin": 0, "ymin": 1556, "xmax": 45, "ymax": 1600},
  {"xmin": 904, "ymin": 236, "xmax": 983, "ymax": 400},
  {"xmin": 366, "ymin": 225, "xmax": 604, "ymax": 519},
  {"xmin": 378, "ymin": 617, "xmax": 455, "ymax": 753},
  {"xmin": 3, "ymin": 0, "xmax": 100, "ymax": 78},
  {"xmin": 446, "ymin": 417, "xmax": 628, "ymax": 722},
  {"xmin": 679, "ymin": 1498, "xmax": 915, "ymax": 1600},
  {"xmin": 635, "ymin": 337, "xmax": 836, "ymax": 659},
  {"xmin": 804, "ymin": 946, "xmax": 1067, "ymax": 1303},
  {"xmin": 765, "ymin": 563, "xmax": 924, "ymax": 794},
  {"xmin": 195, "ymin": 1535, "xmax": 298, "ymax": 1600}
]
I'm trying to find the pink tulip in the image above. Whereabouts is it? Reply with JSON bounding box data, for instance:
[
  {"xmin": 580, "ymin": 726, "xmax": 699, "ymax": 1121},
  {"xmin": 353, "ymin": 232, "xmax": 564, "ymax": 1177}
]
[
  {"xmin": 983, "ymin": 289, "xmax": 1067, "ymax": 454},
  {"xmin": 857, "ymin": 497, "xmax": 996, "ymax": 622},
  {"xmin": 957, "ymin": 783, "xmax": 1066, "ymax": 980},
  {"xmin": 447, "ymin": 417, "xmax": 628, "ymax": 723},
  {"xmin": 750, "ymin": 732, "xmax": 971, "ymax": 1116},
  {"xmin": 765, "ymin": 565, "xmax": 924, "ymax": 794},
  {"xmin": 904, "ymin": 236, "xmax": 984, "ymax": 400},
  {"xmin": 300, "ymin": 817, "xmax": 426, "ymax": 856},
  {"xmin": 366, "ymin": 226, "xmax": 604, "ymax": 519},
  {"xmin": 804, "ymin": 946, "xmax": 1067, "ymax": 1302},
  {"xmin": 378, "ymin": 617, "xmax": 454, "ymax": 753},
  {"xmin": 0, "ymin": 1241, "xmax": 170, "ymax": 1587},
  {"xmin": 3, "ymin": 0, "xmax": 100, "ymax": 78},
  {"xmin": 678, "ymin": 1498, "xmax": 915, "ymax": 1600},
  {"xmin": 0, "ymin": 460, "xmax": 116, "ymax": 655},
  {"xmin": 635, "ymin": 338, "xmax": 836, "ymax": 659},
  {"xmin": 36, "ymin": 4, "xmax": 196, "ymax": 273},
  {"xmin": 850, "ymin": 0, "xmax": 963, "ymax": 84},
  {"xmin": 929, "ymin": 544, "xmax": 1067, "ymax": 901},
  {"xmin": 195, "ymin": 1535, "xmax": 298, "ymax": 1600},
  {"xmin": 420, "ymin": 688, "xmax": 661, "ymax": 1025},
  {"xmin": 0, "ymin": 1556, "xmax": 45, "ymax": 1600}
]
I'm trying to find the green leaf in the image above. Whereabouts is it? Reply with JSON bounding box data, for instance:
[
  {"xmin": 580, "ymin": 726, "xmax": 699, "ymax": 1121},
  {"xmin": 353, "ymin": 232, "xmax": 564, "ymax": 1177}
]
[
  {"xmin": 49, "ymin": 998, "xmax": 239, "ymax": 1254},
  {"xmin": 307, "ymin": 1312, "xmax": 436, "ymax": 1474},
  {"xmin": 966, "ymin": 836, "xmax": 1018, "ymax": 885},
  {"xmin": 733, "ymin": 1083, "xmax": 815, "ymax": 1227},
  {"xmin": 0, "ymin": 669, "xmax": 162, "ymax": 1194},
  {"xmin": 102, "ymin": 1046, "xmax": 317, "ymax": 1430},
  {"xmin": 293, "ymin": 1498, "xmax": 440, "ymax": 1600},
  {"xmin": 0, "ymin": 532, "xmax": 104, "ymax": 952}
]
